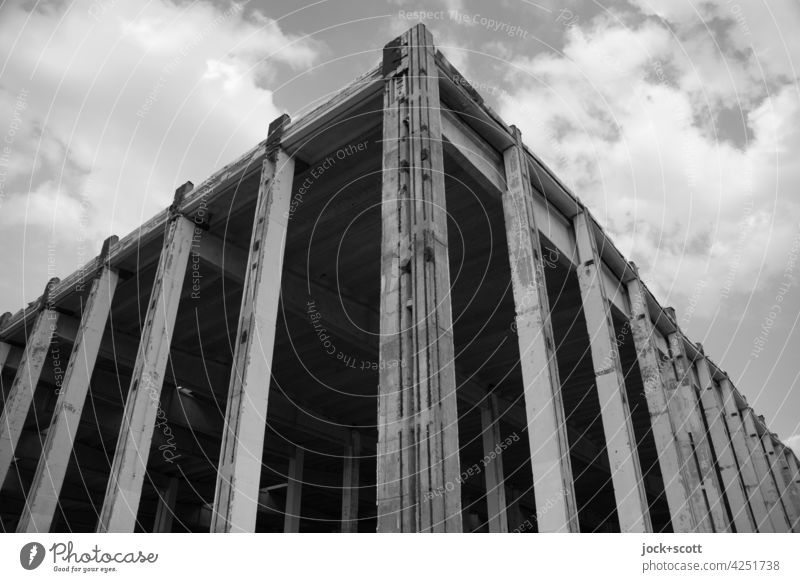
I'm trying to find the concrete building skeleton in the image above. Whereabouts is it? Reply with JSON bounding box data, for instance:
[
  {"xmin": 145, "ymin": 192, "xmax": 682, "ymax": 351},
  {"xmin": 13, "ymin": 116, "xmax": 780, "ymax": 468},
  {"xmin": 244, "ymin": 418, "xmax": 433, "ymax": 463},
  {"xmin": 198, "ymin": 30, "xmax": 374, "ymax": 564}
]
[{"xmin": 0, "ymin": 25, "xmax": 798, "ymax": 533}]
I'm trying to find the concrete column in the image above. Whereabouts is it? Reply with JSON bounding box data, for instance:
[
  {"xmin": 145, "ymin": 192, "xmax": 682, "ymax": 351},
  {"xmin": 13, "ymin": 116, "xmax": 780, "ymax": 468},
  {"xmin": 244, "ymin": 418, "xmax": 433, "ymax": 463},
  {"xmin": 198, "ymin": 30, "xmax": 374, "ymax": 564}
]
[
  {"xmin": 625, "ymin": 266, "xmax": 696, "ymax": 532},
  {"xmin": 717, "ymin": 378, "xmax": 773, "ymax": 532},
  {"xmin": 507, "ymin": 487, "xmax": 526, "ymax": 532},
  {"xmin": 741, "ymin": 408, "xmax": 790, "ymax": 532},
  {"xmin": 666, "ymin": 329, "xmax": 729, "ymax": 531},
  {"xmin": 284, "ymin": 447, "xmax": 304, "ymax": 533},
  {"xmin": 341, "ymin": 430, "xmax": 360, "ymax": 533},
  {"xmin": 210, "ymin": 117, "xmax": 295, "ymax": 533},
  {"xmin": 693, "ymin": 350, "xmax": 755, "ymax": 533},
  {"xmin": 17, "ymin": 238, "xmax": 119, "ymax": 533},
  {"xmin": 780, "ymin": 447, "xmax": 800, "ymax": 522},
  {"xmin": 760, "ymin": 429, "xmax": 799, "ymax": 532},
  {"xmin": 377, "ymin": 24, "xmax": 462, "ymax": 532},
  {"xmin": 153, "ymin": 477, "xmax": 179, "ymax": 533},
  {"xmin": 480, "ymin": 394, "xmax": 509, "ymax": 533},
  {"xmin": 573, "ymin": 211, "xmax": 651, "ymax": 533},
  {"xmin": 0, "ymin": 278, "xmax": 60, "ymax": 491},
  {"xmin": 0, "ymin": 337, "xmax": 9, "ymax": 416},
  {"xmin": 0, "ymin": 334, "xmax": 10, "ymax": 428},
  {"xmin": 97, "ymin": 184, "xmax": 195, "ymax": 533},
  {"xmin": 500, "ymin": 128, "xmax": 578, "ymax": 533},
  {"xmin": 0, "ymin": 339, "xmax": 11, "ymax": 375}
]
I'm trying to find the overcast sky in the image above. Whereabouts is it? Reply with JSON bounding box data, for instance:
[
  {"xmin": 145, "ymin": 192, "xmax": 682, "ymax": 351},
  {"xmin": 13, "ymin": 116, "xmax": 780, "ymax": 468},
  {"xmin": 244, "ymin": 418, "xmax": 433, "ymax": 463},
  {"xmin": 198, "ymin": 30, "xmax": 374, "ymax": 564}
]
[{"xmin": 0, "ymin": 0, "xmax": 798, "ymax": 453}]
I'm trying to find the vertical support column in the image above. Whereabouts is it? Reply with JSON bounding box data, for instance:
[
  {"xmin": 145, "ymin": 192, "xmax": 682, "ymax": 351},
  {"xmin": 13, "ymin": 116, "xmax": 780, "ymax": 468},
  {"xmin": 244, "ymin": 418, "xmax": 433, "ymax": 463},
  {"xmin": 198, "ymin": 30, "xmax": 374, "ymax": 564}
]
[
  {"xmin": 625, "ymin": 265, "xmax": 696, "ymax": 531},
  {"xmin": 284, "ymin": 447, "xmax": 304, "ymax": 533},
  {"xmin": 153, "ymin": 477, "xmax": 179, "ymax": 533},
  {"xmin": 377, "ymin": 24, "xmax": 462, "ymax": 532},
  {"xmin": 741, "ymin": 408, "xmax": 790, "ymax": 532},
  {"xmin": 501, "ymin": 126, "xmax": 578, "ymax": 533},
  {"xmin": 573, "ymin": 211, "xmax": 651, "ymax": 532},
  {"xmin": 0, "ymin": 325, "xmax": 10, "ymax": 404},
  {"xmin": 666, "ymin": 328, "xmax": 729, "ymax": 531},
  {"xmin": 0, "ymin": 339, "xmax": 11, "ymax": 375},
  {"xmin": 341, "ymin": 430, "xmax": 361, "ymax": 533},
  {"xmin": 17, "ymin": 237, "xmax": 119, "ymax": 533},
  {"xmin": 0, "ymin": 278, "xmax": 60, "ymax": 490},
  {"xmin": 760, "ymin": 428, "xmax": 799, "ymax": 532},
  {"xmin": 780, "ymin": 447, "xmax": 800, "ymax": 523},
  {"xmin": 97, "ymin": 183, "xmax": 195, "ymax": 533},
  {"xmin": 717, "ymin": 378, "xmax": 773, "ymax": 532},
  {"xmin": 693, "ymin": 348, "xmax": 755, "ymax": 532},
  {"xmin": 210, "ymin": 116, "xmax": 295, "ymax": 533},
  {"xmin": 480, "ymin": 394, "xmax": 509, "ymax": 533}
]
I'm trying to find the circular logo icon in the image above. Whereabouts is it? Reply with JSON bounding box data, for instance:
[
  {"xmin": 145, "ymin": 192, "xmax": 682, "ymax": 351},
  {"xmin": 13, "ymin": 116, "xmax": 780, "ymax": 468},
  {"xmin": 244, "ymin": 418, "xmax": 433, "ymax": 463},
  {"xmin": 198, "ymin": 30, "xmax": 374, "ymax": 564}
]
[{"xmin": 20, "ymin": 542, "xmax": 46, "ymax": 570}]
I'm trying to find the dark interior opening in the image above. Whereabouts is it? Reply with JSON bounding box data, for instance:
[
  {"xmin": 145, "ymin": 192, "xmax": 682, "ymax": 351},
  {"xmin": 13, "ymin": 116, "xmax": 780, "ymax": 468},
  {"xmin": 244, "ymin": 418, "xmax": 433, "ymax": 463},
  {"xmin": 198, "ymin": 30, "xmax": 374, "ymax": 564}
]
[
  {"xmin": 613, "ymin": 311, "xmax": 673, "ymax": 532},
  {"xmin": 444, "ymin": 153, "xmax": 536, "ymax": 532},
  {"xmin": 546, "ymin": 255, "xmax": 621, "ymax": 532}
]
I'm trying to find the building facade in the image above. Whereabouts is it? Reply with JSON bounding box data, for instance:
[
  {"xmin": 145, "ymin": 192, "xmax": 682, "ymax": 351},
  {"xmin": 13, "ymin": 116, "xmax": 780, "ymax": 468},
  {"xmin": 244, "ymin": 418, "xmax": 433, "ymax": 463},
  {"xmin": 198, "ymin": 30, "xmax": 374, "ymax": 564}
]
[{"xmin": 1, "ymin": 24, "xmax": 798, "ymax": 533}]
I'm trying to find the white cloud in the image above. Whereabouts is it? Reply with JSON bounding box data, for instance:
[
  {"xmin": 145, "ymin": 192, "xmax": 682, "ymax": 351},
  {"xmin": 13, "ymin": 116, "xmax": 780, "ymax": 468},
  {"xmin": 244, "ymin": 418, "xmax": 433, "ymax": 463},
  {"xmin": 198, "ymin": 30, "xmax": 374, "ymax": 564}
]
[
  {"xmin": 631, "ymin": 0, "xmax": 800, "ymax": 82},
  {"xmin": 1, "ymin": 181, "xmax": 87, "ymax": 231},
  {"xmin": 0, "ymin": 1, "xmax": 323, "ymax": 307},
  {"xmin": 786, "ymin": 433, "xmax": 800, "ymax": 457},
  {"xmin": 497, "ymin": 8, "xmax": 800, "ymax": 314}
]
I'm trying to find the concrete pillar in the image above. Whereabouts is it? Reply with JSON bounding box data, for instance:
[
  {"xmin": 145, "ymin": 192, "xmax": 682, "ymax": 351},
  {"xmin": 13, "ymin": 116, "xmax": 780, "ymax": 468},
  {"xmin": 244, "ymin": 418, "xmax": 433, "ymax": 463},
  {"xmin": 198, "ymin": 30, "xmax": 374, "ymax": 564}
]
[
  {"xmin": 377, "ymin": 24, "xmax": 462, "ymax": 532},
  {"xmin": 500, "ymin": 127, "xmax": 578, "ymax": 533},
  {"xmin": 210, "ymin": 117, "xmax": 295, "ymax": 533},
  {"xmin": 153, "ymin": 477, "xmax": 179, "ymax": 533},
  {"xmin": 0, "ymin": 333, "xmax": 10, "ymax": 430},
  {"xmin": 0, "ymin": 278, "xmax": 60, "ymax": 491},
  {"xmin": 0, "ymin": 339, "xmax": 11, "ymax": 375},
  {"xmin": 0, "ymin": 337, "xmax": 9, "ymax": 419},
  {"xmin": 341, "ymin": 430, "xmax": 360, "ymax": 533},
  {"xmin": 17, "ymin": 237, "xmax": 119, "ymax": 533},
  {"xmin": 780, "ymin": 447, "xmax": 800, "ymax": 522},
  {"xmin": 717, "ymin": 378, "xmax": 773, "ymax": 532},
  {"xmin": 666, "ymin": 329, "xmax": 729, "ymax": 531},
  {"xmin": 573, "ymin": 211, "xmax": 651, "ymax": 533},
  {"xmin": 741, "ymin": 408, "xmax": 790, "ymax": 532},
  {"xmin": 760, "ymin": 430, "xmax": 799, "ymax": 532},
  {"xmin": 625, "ymin": 266, "xmax": 696, "ymax": 531},
  {"xmin": 480, "ymin": 394, "xmax": 509, "ymax": 533},
  {"xmin": 693, "ymin": 350, "xmax": 755, "ymax": 533},
  {"xmin": 284, "ymin": 447, "xmax": 304, "ymax": 533},
  {"xmin": 97, "ymin": 184, "xmax": 195, "ymax": 533}
]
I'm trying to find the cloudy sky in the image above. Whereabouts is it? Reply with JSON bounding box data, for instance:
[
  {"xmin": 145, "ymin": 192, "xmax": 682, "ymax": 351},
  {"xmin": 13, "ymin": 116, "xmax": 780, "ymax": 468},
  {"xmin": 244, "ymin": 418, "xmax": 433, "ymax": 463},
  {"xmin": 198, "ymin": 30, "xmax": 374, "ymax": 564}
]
[{"xmin": 0, "ymin": 0, "xmax": 798, "ymax": 452}]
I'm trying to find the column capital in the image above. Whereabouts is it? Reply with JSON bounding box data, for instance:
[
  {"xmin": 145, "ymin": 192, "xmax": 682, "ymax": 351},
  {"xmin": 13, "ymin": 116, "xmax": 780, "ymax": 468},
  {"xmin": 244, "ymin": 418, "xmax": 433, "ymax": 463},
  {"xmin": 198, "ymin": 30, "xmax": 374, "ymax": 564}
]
[{"xmin": 170, "ymin": 180, "xmax": 194, "ymax": 215}]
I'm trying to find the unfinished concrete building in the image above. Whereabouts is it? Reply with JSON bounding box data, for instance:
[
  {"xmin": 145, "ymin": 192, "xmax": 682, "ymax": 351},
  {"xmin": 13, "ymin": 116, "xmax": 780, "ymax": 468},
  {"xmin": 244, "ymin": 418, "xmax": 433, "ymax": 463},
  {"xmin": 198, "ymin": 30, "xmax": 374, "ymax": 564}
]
[{"xmin": 1, "ymin": 25, "xmax": 799, "ymax": 533}]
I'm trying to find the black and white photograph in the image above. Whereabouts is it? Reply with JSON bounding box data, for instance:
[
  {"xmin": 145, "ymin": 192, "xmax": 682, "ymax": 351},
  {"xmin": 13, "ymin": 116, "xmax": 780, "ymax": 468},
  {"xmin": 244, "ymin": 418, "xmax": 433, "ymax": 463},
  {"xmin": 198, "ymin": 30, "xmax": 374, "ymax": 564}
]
[{"xmin": 0, "ymin": 0, "xmax": 798, "ymax": 579}]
